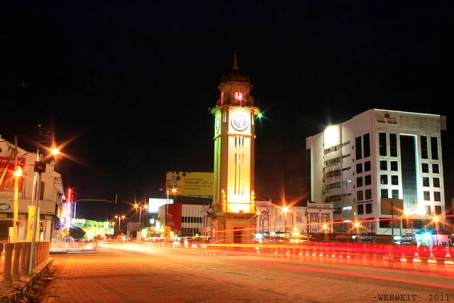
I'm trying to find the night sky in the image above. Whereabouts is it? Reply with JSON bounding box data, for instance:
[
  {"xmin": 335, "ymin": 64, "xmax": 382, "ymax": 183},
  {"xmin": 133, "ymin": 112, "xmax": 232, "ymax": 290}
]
[{"xmin": 1, "ymin": 1, "xmax": 453, "ymax": 221}]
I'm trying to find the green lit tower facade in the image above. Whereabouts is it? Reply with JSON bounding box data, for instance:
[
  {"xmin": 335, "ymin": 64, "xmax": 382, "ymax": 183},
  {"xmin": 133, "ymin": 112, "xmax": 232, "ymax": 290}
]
[{"xmin": 210, "ymin": 52, "xmax": 260, "ymax": 243}]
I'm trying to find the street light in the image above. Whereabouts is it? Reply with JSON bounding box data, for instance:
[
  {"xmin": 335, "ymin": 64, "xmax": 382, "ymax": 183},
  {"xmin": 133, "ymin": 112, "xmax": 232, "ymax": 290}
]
[
  {"xmin": 134, "ymin": 203, "xmax": 148, "ymax": 225},
  {"xmin": 115, "ymin": 215, "xmax": 125, "ymax": 233},
  {"xmin": 354, "ymin": 221, "xmax": 360, "ymax": 243},
  {"xmin": 322, "ymin": 223, "xmax": 328, "ymax": 240},
  {"xmin": 256, "ymin": 209, "xmax": 271, "ymax": 242},
  {"xmin": 433, "ymin": 215, "xmax": 439, "ymax": 246},
  {"xmin": 256, "ymin": 210, "xmax": 271, "ymax": 233},
  {"xmin": 12, "ymin": 135, "xmax": 19, "ymax": 243},
  {"xmin": 282, "ymin": 206, "xmax": 289, "ymax": 234},
  {"xmin": 29, "ymin": 124, "xmax": 58, "ymax": 275},
  {"xmin": 404, "ymin": 211, "xmax": 414, "ymax": 237}
]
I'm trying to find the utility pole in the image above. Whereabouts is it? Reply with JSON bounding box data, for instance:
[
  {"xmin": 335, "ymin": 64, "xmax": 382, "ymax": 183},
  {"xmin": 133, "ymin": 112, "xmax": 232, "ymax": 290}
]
[{"xmin": 12, "ymin": 135, "xmax": 19, "ymax": 242}]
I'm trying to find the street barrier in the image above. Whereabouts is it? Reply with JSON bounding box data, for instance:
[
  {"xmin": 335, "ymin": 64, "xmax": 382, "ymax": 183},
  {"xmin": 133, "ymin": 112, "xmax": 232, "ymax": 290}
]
[
  {"xmin": 0, "ymin": 241, "xmax": 50, "ymax": 289},
  {"xmin": 178, "ymin": 241, "xmax": 453, "ymax": 269}
]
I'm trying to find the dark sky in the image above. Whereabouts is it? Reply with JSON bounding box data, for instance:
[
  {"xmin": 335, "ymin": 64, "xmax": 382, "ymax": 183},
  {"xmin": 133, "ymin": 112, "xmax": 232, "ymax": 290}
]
[{"xmin": 1, "ymin": 1, "xmax": 453, "ymax": 221}]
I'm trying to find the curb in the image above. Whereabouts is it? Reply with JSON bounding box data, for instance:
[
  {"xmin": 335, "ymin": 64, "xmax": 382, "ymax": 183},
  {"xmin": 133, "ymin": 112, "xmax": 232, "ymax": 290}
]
[{"xmin": 0, "ymin": 258, "xmax": 54, "ymax": 303}]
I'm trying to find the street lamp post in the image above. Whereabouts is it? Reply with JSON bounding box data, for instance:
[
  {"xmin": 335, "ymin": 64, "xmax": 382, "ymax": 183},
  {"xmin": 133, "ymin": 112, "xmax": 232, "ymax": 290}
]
[
  {"xmin": 29, "ymin": 124, "xmax": 57, "ymax": 274},
  {"xmin": 28, "ymin": 151, "xmax": 46, "ymax": 275},
  {"xmin": 115, "ymin": 215, "xmax": 125, "ymax": 233},
  {"xmin": 282, "ymin": 206, "xmax": 295, "ymax": 239},
  {"xmin": 134, "ymin": 203, "xmax": 147, "ymax": 225},
  {"xmin": 257, "ymin": 209, "xmax": 271, "ymax": 242},
  {"xmin": 323, "ymin": 223, "xmax": 328, "ymax": 240},
  {"xmin": 143, "ymin": 204, "xmax": 148, "ymax": 227},
  {"xmin": 433, "ymin": 215, "xmax": 439, "ymax": 246},
  {"xmin": 354, "ymin": 221, "xmax": 360, "ymax": 243},
  {"xmin": 305, "ymin": 209, "xmax": 309, "ymax": 239},
  {"xmin": 283, "ymin": 207, "xmax": 288, "ymax": 234},
  {"xmin": 12, "ymin": 136, "xmax": 19, "ymax": 243}
]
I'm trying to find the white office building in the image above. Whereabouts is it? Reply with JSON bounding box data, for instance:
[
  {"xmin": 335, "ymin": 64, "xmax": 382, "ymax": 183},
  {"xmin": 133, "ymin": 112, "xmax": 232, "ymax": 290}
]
[{"xmin": 306, "ymin": 109, "xmax": 447, "ymax": 241}]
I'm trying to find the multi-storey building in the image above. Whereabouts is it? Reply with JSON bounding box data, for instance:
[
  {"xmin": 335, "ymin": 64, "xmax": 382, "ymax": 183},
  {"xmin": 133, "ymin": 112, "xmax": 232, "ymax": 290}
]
[
  {"xmin": 306, "ymin": 109, "xmax": 447, "ymax": 243},
  {"xmin": 0, "ymin": 134, "xmax": 65, "ymax": 242}
]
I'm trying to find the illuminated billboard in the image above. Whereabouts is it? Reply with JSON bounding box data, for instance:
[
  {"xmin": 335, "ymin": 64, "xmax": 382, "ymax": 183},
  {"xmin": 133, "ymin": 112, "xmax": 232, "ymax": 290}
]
[
  {"xmin": 166, "ymin": 171, "xmax": 213, "ymax": 197},
  {"xmin": 148, "ymin": 198, "xmax": 174, "ymax": 214}
]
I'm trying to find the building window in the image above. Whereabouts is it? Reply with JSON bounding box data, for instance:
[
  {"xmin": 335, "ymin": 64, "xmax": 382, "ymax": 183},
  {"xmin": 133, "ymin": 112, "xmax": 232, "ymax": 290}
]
[
  {"xmin": 425, "ymin": 205, "xmax": 431, "ymax": 215},
  {"xmin": 432, "ymin": 164, "xmax": 439, "ymax": 174},
  {"xmin": 431, "ymin": 137, "xmax": 439, "ymax": 160},
  {"xmin": 357, "ymin": 190, "xmax": 364, "ymax": 201},
  {"xmin": 390, "ymin": 133, "xmax": 397, "ymax": 157},
  {"xmin": 358, "ymin": 204, "xmax": 364, "ymax": 215},
  {"xmin": 365, "ymin": 203, "xmax": 372, "ymax": 214},
  {"xmin": 434, "ymin": 191, "xmax": 441, "ymax": 201},
  {"xmin": 435, "ymin": 205, "xmax": 442, "ymax": 215},
  {"xmin": 379, "ymin": 132, "xmax": 387, "ymax": 156},
  {"xmin": 365, "ymin": 189, "xmax": 372, "ymax": 200},
  {"xmin": 391, "ymin": 175, "xmax": 398, "ymax": 185},
  {"xmin": 421, "ymin": 136, "xmax": 428, "ymax": 159},
  {"xmin": 363, "ymin": 133, "xmax": 370, "ymax": 158},
  {"xmin": 356, "ymin": 163, "xmax": 363, "ymax": 174},
  {"xmin": 381, "ymin": 189, "xmax": 388, "ymax": 198},
  {"xmin": 390, "ymin": 161, "xmax": 398, "ymax": 171},
  {"xmin": 380, "ymin": 175, "xmax": 388, "ymax": 185},
  {"xmin": 296, "ymin": 215, "xmax": 302, "ymax": 223},
  {"xmin": 364, "ymin": 161, "xmax": 371, "ymax": 172},
  {"xmin": 357, "ymin": 177, "xmax": 363, "ymax": 187},
  {"xmin": 365, "ymin": 175, "xmax": 371, "ymax": 185},
  {"xmin": 422, "ymin": 163, "xmax": 429, "ymax": 173},
  {"xmin": 391, "ymin": 190, "xmax": 399, "ymax": 198},
  {"xmin": 380, "ymin": 160, "xmax": 387, "ymax": 170},
  {"xmin": 356, "ymin": 136, "xmax": 362, "ymax": 160},
  {"xmin": 433, "ymin": 178, "xmax": 440, "ymax": 187},
  {"xmin": 422, "ymin": 177, "xmax": 430, "ymax": 187},
  {"xmin": 424, "ymin": 191, "xmax": 430, "ymax": 201}
]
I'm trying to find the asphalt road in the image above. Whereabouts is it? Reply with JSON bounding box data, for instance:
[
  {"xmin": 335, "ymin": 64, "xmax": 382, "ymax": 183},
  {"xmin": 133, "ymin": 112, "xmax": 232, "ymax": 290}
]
[{"xmin": 36, "ymin": 242, "xmax": 454, "ymax": 303}]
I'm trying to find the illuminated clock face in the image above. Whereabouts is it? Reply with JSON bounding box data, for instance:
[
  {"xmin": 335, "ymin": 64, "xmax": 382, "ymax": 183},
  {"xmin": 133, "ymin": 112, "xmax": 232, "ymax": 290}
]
[{"xmin": 231, "ymin": 114, "xmax": 248, "ymax": 131}]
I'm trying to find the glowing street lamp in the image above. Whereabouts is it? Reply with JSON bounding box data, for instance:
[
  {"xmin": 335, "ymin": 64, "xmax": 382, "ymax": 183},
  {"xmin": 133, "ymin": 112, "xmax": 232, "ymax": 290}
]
[
  {"xmin": 29, "ymin": 125, "xmax": 59, "ymax": 274},
  {"xmin": 134, "ymin": 203, "xmax": 147, "ymax": 224},
  {"xmin": 282, "ymin": 206, "xmax": 295, "ymax": 235},
  {"xmin": 115, "ymin": 215, "xmax": 126, "ymax": 233},
  {"xmin": 433, "ymin": 215, "xmax": 439, "ymax": 246},
  {"xmin": 354, "ymin": 221, "xmax": 360, "ymax": 243},
  {"xmin": 322, "ymin": 223, "xmax": 328, "ymax": 240}
]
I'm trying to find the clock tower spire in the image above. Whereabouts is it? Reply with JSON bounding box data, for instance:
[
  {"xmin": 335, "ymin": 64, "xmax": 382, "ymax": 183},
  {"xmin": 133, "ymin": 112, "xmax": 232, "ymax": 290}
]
[{"xmin": 210, "ymin": 51, "xmax": 260, "ymax": 243}]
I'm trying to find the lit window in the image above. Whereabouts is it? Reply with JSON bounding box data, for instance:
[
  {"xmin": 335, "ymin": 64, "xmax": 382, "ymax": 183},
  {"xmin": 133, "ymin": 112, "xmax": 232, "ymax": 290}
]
[{"xmin": 235, "ymin": 91, "xmax": 243, "ymax": 101}]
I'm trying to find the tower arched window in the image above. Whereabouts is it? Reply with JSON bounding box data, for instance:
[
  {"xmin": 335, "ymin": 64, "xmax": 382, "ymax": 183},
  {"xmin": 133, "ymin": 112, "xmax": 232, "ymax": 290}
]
[{"xmin": 235, "ymin": 91, "xmax": 243, "ymax": 102}]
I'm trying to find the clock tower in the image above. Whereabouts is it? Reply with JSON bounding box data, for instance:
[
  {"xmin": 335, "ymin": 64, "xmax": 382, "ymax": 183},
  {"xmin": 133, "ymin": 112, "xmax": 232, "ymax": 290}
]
[{"xmin": 210, "ymin": 51, "xmax": 260, "ymax": 243}]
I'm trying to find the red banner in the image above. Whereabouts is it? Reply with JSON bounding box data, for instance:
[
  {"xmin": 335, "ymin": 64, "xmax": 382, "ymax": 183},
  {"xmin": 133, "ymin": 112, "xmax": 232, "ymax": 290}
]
[{"xmin": 0, "ymin": 157, "xmax": 26, "ymax": 192}]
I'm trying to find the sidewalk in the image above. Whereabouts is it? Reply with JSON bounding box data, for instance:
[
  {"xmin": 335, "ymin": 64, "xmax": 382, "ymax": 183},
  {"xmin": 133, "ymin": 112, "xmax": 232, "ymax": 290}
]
[
  {"xmin": 0, "ymin": 244, "xmax": 97, "ymax": 303},
  {"xmin": 0, "ymin": 257, "xmax": 54, "ymax": 303}
]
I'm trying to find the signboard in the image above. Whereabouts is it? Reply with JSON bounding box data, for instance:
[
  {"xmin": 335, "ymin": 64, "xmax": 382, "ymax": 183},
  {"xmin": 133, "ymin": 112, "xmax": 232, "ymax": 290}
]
[
  {"xmin": 166, "ymin": 171, "xmax": 213, "ymax": 197},
  {"xmin": 0, "ymin": 157, "xmax": 26, "ymax": 192}
]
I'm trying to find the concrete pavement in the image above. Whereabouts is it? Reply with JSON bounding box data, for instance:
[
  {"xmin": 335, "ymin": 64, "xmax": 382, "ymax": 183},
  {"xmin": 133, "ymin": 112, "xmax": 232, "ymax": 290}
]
[
  {"xmin": 0, "ymin": 257, "xmax": 54, "ymax": 303},
  {"xmin": 0, "ymin": 244, "xmax": 97, "ymax": 303}
]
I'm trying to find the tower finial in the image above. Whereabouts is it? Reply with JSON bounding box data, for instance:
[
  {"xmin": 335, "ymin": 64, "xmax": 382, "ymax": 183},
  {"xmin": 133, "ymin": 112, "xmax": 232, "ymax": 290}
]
[{"xmin": 233, "ymin": 49, "xmax": 238, "ymax": 69}]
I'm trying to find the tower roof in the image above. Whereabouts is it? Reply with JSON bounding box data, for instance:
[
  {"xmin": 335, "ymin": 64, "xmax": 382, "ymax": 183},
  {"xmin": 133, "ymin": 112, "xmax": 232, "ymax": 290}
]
[{"xmin": 220, "ymin": 50, "xmax": 251, "ymax": 83}]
